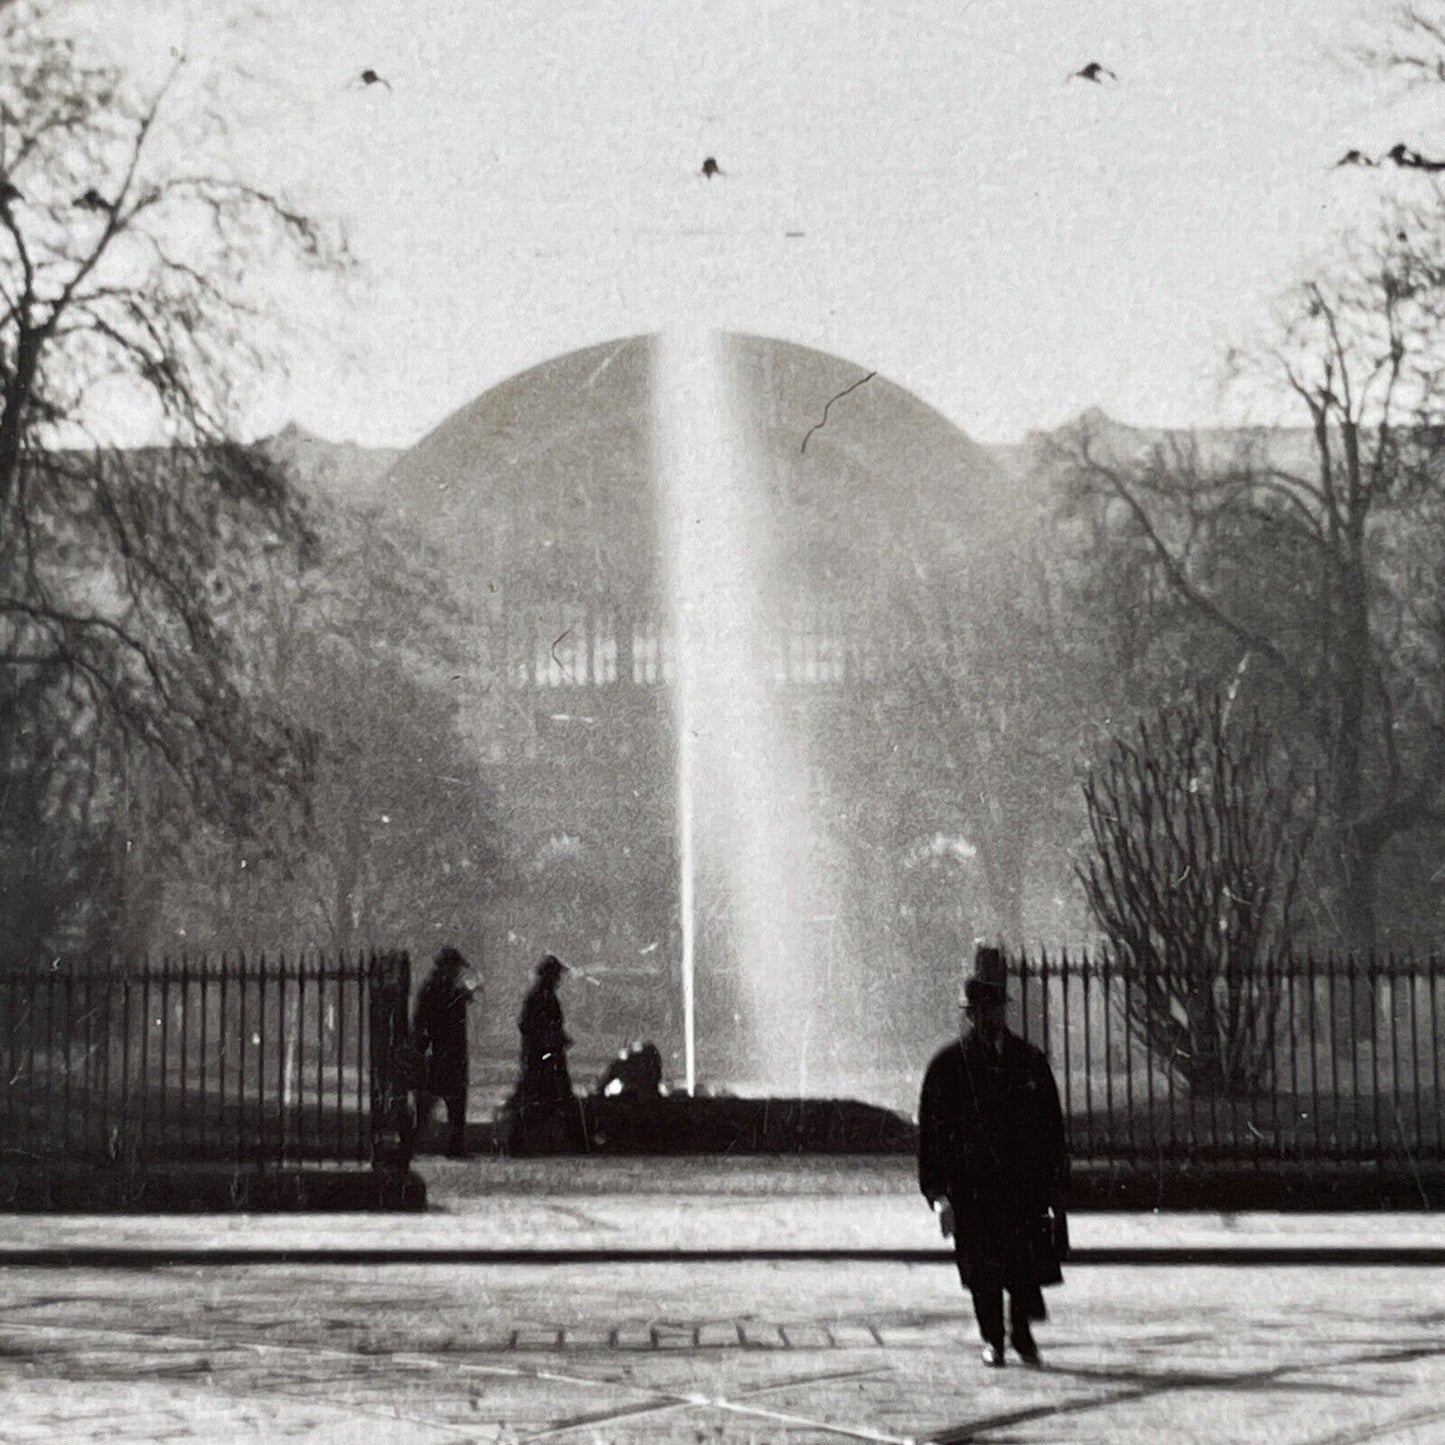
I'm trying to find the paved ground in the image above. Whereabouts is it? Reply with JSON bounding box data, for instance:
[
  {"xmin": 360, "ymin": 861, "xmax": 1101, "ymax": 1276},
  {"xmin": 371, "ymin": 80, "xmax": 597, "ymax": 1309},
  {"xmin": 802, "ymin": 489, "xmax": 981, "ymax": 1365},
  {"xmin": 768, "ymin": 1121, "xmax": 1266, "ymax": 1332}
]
[
  {"xmin": 3, "ymin": 1257, "xmax": 1444, "ymax": 1442},
  {"xmin": 2, "ymin": 1158, "xmax": 1443, "ymax": 1442}
]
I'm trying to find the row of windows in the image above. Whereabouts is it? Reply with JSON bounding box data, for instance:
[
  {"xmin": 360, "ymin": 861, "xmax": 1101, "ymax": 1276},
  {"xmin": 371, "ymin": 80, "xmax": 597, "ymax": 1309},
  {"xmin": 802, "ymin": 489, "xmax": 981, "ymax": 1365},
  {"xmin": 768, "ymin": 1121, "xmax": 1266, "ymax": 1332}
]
[{"xmin": 502, "ymin": 608, "xmax": 875, "ymax": 688}]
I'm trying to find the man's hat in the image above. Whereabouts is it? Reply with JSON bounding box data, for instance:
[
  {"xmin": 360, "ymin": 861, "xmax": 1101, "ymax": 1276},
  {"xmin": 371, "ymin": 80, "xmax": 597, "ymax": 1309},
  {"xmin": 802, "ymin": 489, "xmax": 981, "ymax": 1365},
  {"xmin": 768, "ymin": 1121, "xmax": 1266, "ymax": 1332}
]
[
  {"xmin": 536, "ymin": 953, "xmax": 565, "ymax": 979},
  {"xmin": 961, "ymin": 945, "xmax": 1009, "ymax": 1009}
]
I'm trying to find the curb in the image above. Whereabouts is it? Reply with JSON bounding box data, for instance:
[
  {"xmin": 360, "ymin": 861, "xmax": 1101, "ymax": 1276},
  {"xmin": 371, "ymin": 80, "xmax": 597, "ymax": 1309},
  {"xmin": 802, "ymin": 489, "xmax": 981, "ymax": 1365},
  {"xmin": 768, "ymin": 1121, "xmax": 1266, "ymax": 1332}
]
[{"xmin": 3, "ymin": 1246, "xmax": 1444, "ymax": 1267}]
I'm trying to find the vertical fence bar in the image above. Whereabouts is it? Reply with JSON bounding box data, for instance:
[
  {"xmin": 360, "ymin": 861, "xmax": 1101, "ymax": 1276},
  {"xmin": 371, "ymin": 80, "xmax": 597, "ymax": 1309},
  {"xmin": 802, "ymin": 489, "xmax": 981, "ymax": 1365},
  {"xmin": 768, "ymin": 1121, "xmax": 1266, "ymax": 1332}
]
[
  {"xmin": 259, "ymin": 953, "xmax": 271, "ymax": 1164},
  {"xmin": 1347, "ymin": 956, "xmax": 1361, "ymax": 1159},
  {"xmin": 1081, "ymin": 951, "xmax": 1094, "ymax": 1161},
  {"xmin": 315, "ymin": 956, "xmax": 326, "ymax": 1160},
  {"xmin": 26, "ymin": 972, "xmax": 39, "ymax": 1156},
  {"xmin": 199, "ymin": 960, "xmax": 209, "ymax": 1158},
  {"xmin": 237, "ymin": 953, "xmax": 248, "ymax": 1166},
  {"xmin": 1433, "ymin": 957, "xmax": 1443, "ymax": 1161},
  {"xmin": 22, "ymin": 975, "xmax": 34, "ymax": 1156},
  {"xmin": 1206, "ymin": 999, "xmax": 1220, "ymax": 1165},
  {"xmin": 1256, "ymin": 960, "xmax": 1270, "ymax": 1168},
  {"xmin": 294, "ymin": 954, "xmax": 304, "ymax": 1163},
  {"xmin": 6, "ymin": 972, "xmax": 18, "ymax": 1140},
  {"xmin": 1294, "ymin": 959, "xmax": 1306, "ymax": 1161},
  {"xmin": 42, "ymin": 968, "xmax": 55, "ymax": 1150},
  {"xmin": 92, "ymin": 965, "xmax": 104, "ymax": 1154},
  {"xmin": 1370, "ymin": 955, "xmax": 1382, "ymax": 1163},
  {"xmin": 1058, "ymin": 950, "xmax": 1072, "ymax": 1161},
  {"xmin": 1327, "ymin": 958, "xmax": 1340, "ymax": 1162},
  {"xmin": 1141, "ymin": 961, "xmax": 1155, "ymax": 1160},
  {"xmin": 119, "ymin": 972, "xmax": 132, "ymax": 1156},
  {"xmin": 1310, "ymin": 955, "xmax": 1323, "ymax": 1159},
  {"xmin": 1039, "ymin": 949, "xmax": 1051, "ymax": 1067},
  {"xmin": 1104, "ymin": 961, "xmax": 1117, "ymax": 1162},
  {"xmin": 1121, "ymin": 959, "xmax": 1136, "ymax": 1162},
  {"xmin": 1018, "ymin": 950, "xmax": 1029, "ymax": 1045},
  {"xmin": 138, "ymin": 961, "xmax": 149, "ymax": 1150},
  {"xmin": 219, "ymin": 956, "xmax": 230, "ymax": 1161},
  {"xmin": 157, "ymin": 956, "xmax": 169, "ymax": 1150},
  {"xmin": 1224, "ymin": 979, "xmax": 1238, "ymax": 1167},
  {"xmin": 80, "ymin": 967, "xmax": 93, "ymax": 1153},
  {"xmin": 5, "ymin": 972, "xmax": 14, "ymax": 1132},
  {"xmin": 1408, "ymin": 959, "xmax": 1421, "ymax": 1161},
  {"xmin": 89, "ymin": 966, "xmax": 102, "ymax": 1153},
  {"xmin": 60, "ymin": 969, "xmax": 73, "ymax": 1155},
  {"xmin": 1385, "ymin": 956, "xmax": 1399, "ymax": 1161},
  {"xmin": 355, "ymin": 956, "xmax": 366, "ymax": 1163},
  {"xmin": 100, "ymin": 967, "xmax": 113, "ymax": 1157},
  {"xmin": 179, "ymin": 955, "xmax": 189, "ymax": 1153},
  {"xmin": 1271, "ymin": 954, "xmax": 1284, "ymax": 1154},
  {"xmin": 334, "ymin": 956, "xmax": 345, "ymax": 1162},
  {"xmin": 277, "ymin": 954, "xmax": 288, "ymax": 1168}
]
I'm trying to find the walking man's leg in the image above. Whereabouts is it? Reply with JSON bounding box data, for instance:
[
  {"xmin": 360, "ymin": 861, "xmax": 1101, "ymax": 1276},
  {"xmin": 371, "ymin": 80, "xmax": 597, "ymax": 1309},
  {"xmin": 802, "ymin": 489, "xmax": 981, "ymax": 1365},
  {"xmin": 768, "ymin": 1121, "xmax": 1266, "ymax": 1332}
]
[
  {"xmin": 965, "ymin": 1258, "xmax": 1006, "ymax": 1366},
  {"xmin": 1008, "ymin": 1289, "xmax": 1041, "ymax": 1364}
]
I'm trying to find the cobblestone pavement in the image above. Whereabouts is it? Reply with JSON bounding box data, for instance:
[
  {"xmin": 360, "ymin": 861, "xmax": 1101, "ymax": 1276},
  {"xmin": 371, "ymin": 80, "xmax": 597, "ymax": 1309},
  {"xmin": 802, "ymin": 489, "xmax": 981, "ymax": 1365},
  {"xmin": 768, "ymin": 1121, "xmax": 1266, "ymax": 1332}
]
[{"xmin": 2, "ymin": 1258, "xmax": 1444, "ymax": 1442}]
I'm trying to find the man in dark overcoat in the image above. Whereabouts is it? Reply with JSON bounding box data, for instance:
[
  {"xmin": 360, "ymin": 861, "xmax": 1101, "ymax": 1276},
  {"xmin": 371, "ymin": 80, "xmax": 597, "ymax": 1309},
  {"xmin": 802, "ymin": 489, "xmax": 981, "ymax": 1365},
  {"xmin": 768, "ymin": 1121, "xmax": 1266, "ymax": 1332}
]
[
  {"xmin": 918, "ymin": 947, "xmax": 1068, "ymax": 1368},
  {"xmin": 412, "ymin": 945, "xmax": 477, "ymax": 1158}
]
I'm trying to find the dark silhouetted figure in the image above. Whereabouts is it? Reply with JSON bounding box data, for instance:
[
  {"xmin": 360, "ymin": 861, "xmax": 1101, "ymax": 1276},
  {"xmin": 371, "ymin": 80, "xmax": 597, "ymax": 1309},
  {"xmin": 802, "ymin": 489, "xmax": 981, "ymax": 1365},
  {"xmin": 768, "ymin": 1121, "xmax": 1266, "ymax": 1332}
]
[
  {"xmin": 919, "ymin": 946, "xmax": 1068, "ymax": 1369},
  {"xmin": 412, "ymin": 945, "xmax": 477, "ymax": 1158},
  {"xmin": 0, "ymin": 178, "xmax": 22, "ymax": 208},
  {"xmin": 700, "ymin": 156, "xmax": 723, "ymax": 179},
  {"xmin": 595, "ymin": 1039, "xmax": 664, "ymax": 1098},
  {"xmin": 360, "ymin": 68, "xmax": 392, "ymax": 91},
  {"xmin": 1069, "ymin": 61, "xmax": 1116, "ymax": 83},
  {"xmin": 74, "ymin": 188, "xmax": 111, "ymax": 211},
  {"xmin": 1335, "ymin": 150, "xmax": 1376, "ymax": 168},
  {"xmin": 507, "ymin": 954, "xmax": 580, "ymax": 1153}
]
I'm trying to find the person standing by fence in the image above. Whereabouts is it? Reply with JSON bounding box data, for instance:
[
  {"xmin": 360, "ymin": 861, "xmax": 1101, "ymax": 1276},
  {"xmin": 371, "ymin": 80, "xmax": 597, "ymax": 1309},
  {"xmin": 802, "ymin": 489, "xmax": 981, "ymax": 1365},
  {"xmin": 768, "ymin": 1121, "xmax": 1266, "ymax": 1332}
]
[
  {"xmin": 412, "ymin": 946, "xmax": 478, "ymax": 1159},
  {"xmin": 506, "ymin": 953, "xmax": 581, "ymax": 1153},
  {"xmin": 918, "ymin": 945, "xmax": 1068, "ymax": 1368}
]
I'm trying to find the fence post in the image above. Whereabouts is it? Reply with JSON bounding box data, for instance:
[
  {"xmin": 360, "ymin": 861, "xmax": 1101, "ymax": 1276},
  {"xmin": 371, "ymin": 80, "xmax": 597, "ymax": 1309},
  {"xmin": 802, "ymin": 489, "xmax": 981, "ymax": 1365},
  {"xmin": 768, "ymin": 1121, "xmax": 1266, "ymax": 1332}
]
[{"xmin": 368, "ymin": 950, "xmax": 413, "ymax": 1172}]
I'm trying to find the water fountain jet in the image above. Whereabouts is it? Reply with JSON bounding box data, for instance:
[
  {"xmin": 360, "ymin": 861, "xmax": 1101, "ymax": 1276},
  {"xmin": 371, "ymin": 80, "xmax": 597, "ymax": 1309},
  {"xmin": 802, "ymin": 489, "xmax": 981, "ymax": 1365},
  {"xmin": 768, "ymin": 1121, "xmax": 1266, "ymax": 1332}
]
[{"xmin": 652, "ymin": 329, "xmax": 830, "ymax": 1096}]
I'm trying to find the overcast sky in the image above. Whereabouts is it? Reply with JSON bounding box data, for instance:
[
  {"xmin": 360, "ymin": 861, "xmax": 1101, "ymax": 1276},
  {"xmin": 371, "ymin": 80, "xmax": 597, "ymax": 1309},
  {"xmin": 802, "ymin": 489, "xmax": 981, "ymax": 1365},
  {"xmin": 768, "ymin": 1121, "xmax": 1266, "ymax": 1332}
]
[{"xmin": 99, "ymin": 0, "xmax": 1430, "ymax": 448}]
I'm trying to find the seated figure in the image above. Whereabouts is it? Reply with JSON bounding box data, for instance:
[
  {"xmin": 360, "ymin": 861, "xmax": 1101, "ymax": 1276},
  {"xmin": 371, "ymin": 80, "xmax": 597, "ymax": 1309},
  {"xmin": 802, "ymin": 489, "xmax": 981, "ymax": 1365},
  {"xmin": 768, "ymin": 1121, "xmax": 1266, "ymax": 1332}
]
[{"xmin": 595, "ymin": 1040, "xmax": 665, "ymax": 1099}]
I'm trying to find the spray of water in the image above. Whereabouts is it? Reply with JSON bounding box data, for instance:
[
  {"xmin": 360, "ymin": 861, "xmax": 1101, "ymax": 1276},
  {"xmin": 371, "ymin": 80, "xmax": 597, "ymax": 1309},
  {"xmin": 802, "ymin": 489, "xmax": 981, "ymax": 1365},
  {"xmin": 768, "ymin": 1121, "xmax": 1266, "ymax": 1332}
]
[{"xmin": 652, "ymin": 328, "xmax": 823, "ymax": 1093}]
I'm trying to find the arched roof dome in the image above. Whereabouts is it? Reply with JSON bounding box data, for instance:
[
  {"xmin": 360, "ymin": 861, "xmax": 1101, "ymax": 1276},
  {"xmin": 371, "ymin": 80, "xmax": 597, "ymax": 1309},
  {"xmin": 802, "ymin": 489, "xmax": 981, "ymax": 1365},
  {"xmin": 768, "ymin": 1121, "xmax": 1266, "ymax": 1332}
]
[{"xmin": 374, "ymin": 333, "xmax": 1029, "ymax": 605}]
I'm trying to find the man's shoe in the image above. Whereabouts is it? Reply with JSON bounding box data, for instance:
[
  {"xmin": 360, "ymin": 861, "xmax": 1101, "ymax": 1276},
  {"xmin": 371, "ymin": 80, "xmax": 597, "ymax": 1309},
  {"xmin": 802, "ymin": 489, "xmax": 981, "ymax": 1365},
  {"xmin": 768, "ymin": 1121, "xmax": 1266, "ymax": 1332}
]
[
  {"xmin": 980, "ymin": 1342, "xmax": 1005, "ymax": 1368},
  {"xmin": 1010, "ymin": 1331, "xmax": 1041, "ymax": 1366}
]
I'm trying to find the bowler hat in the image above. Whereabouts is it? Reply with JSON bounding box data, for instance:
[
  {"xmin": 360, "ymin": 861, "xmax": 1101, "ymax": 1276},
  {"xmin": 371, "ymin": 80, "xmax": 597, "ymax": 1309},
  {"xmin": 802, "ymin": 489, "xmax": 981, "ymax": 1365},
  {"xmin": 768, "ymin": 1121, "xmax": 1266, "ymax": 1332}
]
[{"xmin": 961, "ymin": 945, "xmax": 1010, "ymax": 1009}]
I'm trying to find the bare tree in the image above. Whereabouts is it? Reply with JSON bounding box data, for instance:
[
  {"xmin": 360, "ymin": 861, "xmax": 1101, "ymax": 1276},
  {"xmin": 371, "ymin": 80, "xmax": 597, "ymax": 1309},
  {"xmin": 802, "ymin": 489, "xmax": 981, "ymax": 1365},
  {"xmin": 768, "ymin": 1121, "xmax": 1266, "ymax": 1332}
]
[
  {"xmin": 1078, "ymin": 693, "xmax": 1314, "ymax": 1096},
  {"xmin": 0, "ymin": 5, "xmax": 346, "ymax": 958},
  {"xmin": 1053, "ymin": 228, "xmax": 1445, "ymax": 957}
]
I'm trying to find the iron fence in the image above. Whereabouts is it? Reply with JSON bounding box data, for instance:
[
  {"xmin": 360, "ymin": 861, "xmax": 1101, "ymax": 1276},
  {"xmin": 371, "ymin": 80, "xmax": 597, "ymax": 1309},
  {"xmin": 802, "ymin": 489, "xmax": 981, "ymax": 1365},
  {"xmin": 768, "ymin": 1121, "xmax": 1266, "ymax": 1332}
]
[
  {"xmin": 0, "ymin": 951, "xmax": 407, "ymax": 1169},
  {"xmin": 1008, "ymin": 947, "xmax": 1445, "ymax": 1165}
]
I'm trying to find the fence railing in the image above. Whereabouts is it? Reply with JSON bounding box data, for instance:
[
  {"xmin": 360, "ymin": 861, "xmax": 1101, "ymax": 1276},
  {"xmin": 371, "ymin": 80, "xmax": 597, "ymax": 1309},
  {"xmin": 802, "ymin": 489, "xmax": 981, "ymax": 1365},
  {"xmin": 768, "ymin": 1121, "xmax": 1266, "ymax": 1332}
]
[
  {"xmin": 0, "ymin": 952, "xmax": 405, "ymax": 1169},
  {"xmin": 1007, "ymin": 947, "xmax": 1445, "ymax": 1165}
]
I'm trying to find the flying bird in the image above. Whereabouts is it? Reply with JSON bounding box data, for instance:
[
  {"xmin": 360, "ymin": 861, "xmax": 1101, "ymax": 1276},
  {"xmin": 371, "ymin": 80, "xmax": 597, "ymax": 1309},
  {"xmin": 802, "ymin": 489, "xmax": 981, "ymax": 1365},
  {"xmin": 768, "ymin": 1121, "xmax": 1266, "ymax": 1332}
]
[
  {"xmin": 1335, "ymin": 149, "xmax": 1376, "ymax": 168},
  {"xmin": 73, "ymin": 188, "xmax": 111, "ymax": 212},
  {"xmin": 700, "ymin": 156, "xmax": 723, "ymax": 179},
  {"xmin": 1069, "ymin": 61, "xmax": 1117, "ymax": 84},
  {"xmin": 1385, "ymin": 142, "xmax": 1445, "ymax": 171},
  {"xmin": 359, "ymin": 68, "xmax": 392, "ymax": 91}
]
